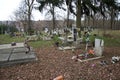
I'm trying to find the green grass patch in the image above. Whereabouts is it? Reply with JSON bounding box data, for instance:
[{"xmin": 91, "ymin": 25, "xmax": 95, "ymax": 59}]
[
  {"xmin": 102, "ymin": 37, "xmax": 120, "ymax": 47},
  {"xmin": 90, "ymin": 30, "xmax": 120, "ymax": 47},
  {"xmin": 0, "ymin": 30, "xmax": 120, "ymax": 48},
  {"xmin": 29, "ymin": 40, "xmax": 53, "ymax": 48},
  {"xmin": 0, "ymin": 34, "xmax": 25, "ymax": 44},
  {"xmin": 0, "ymin": 34, "xmax": 54, "ymax": 48}
]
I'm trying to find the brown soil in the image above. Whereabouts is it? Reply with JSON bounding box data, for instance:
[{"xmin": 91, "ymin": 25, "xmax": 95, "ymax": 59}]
[{"xmin": 0, "ymin": 46, "xmax": 120, "ymax": 80}]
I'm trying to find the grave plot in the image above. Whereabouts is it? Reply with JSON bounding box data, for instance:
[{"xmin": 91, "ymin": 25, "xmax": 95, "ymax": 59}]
[
  {"xmin": 72, "ymin": 38, "xmax": 104, "ymax": 62},
  {"xmin": 58, "ymin": 46, "xmax": 76, "ymax": 50},
  {"xmin": 58, "ymin": 37, "xmax": 75, "ymax": 51},
  {"xmin": 58, "ymin": 27, "xmax": 83, "ymax": 51},
  {"xmin": 58, "ymin": 36, "xmax": 82, "ymax": 51},
  {"xmin": 0, "ymin": 43, "xmax": 37, "ymax": 66},
  {"xmin": 72, "ymin": 54, "xmax": 103, "ymax": 62}
]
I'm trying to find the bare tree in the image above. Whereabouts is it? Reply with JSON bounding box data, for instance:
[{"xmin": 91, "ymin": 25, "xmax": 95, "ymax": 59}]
[
  {"xmin": 13, "ymin": 0, "xmax": 35, "ymax": 35},
  {"xmin": 13, "ymin": 2, "xmax": 28, "ymax": 33},
  {"xmin": 24, "ymin": 0, "xmax": 35, "ymax": 35}
]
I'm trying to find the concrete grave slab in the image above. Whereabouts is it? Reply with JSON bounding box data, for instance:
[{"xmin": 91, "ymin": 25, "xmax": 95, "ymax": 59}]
[
  {"xmin": 0, "ymin": 43, "xmax": 24, "ymax": 49},
  {"xmin": 0, "ymin": 49, "xmax": 12, "ymax": 54},
  {"xmin": 0, "ymin": 49, "xmax": 12, "ymax": 62},
  {"xmin": 0, "ymin": 53, "xmax": 10, "ymax": 62},
  {"xmin": 10, "ymin": 51, "xmax": 36, "ymax": 61},
  {"xmin": 77, "ymin": 56, "xmax": 103, "ymax": 62},
  {"xmin": 12, "ymin": 47, "xmax": 26, "ymax": 53},
  {"xmin": 59, "ymin": 46, "xmax": 76, "ymax": 50},
  {"xmin": 0, "ymin": 43, "xmax": 37, "ymax": 67},
  {"xmin": 72, "ymin": 54, "xmax": 103, "ymax": 62}
]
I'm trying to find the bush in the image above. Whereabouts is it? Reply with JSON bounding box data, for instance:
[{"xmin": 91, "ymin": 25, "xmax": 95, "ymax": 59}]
[{"xmin": 0, "ymin": 24, "xmax": 18, "ymax": 34}]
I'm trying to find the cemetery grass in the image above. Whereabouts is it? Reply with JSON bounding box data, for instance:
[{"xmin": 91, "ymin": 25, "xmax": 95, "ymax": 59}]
[
  {"xmin": 0, "ymin": 34, "xmax": 25, "ymax": 44},
  {"xmin": 0, "ymin": 34, "xmax": 53, "ymax": 48},
  {"xmin": 29, "ymin": 40, "xmax": 53, "ymax": 48},
  {"xmin": 91, "ymin": 30, "xmax": 120, "ymax": 47},
  {"xmin": 0, "ymin": 30, "xmax": 120, "ymax": 47}
]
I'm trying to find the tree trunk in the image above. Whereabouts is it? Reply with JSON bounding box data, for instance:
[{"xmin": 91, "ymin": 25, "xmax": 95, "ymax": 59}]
[
  {"xmin": 88, "ymin": 16, "xmax": 90, "ymax": 26},
  {"xmin": 25, "ymin": 0, "xmax": 34, "ymax": 35},
  {"xmin": 28, "ymin": 6, "xmax": 32, "ymax": 35},
  {"xmin": 103, "ymin": 17, "xmax": 106, "ymax": 35},
  {"xmin": 76, "ymin": 0, "xmax": 81, "ymax": 37},
  {"xmin": 110, "ymin": 8, "xmax": 114, "ymax": 30},
  {"xmin": 113, "ymin": 14, "xmax": 116, "ymax": 30},
  {"xmin": 52, "ymin": 5, "xmax": 55, "ymax": 32},
  {"xmin": 65, "ymin": 1, "xmax": 70, "ymax": 44},
  {"xmin": 92, "ymin": 15, "xmax": 95, "ymax": 27},
  {"xmin": 65, "ymin": 0, "xmax": 70, "ymax": 28},
  {"xmin": 117, "ymin": 16, "xmax": 119, "ymax": 30},
  {"xmin": 84, "ymin": 15, "xmax": 87, "ymax": 27}
]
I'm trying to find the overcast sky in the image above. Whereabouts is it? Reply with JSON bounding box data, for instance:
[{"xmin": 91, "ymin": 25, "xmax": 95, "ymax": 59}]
[
  {"xmin": 0, "ymin": 0, "xmax": 119, "ymax": 21},
  {"xmin": 0, "ymin": 0, "xmax": 44, "ymax": 21}
]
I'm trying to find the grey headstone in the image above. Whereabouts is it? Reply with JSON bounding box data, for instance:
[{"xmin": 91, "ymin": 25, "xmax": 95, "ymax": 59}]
[{"xmin": 94, "ymin": 38, "xmax": 104, "ymax": 57}]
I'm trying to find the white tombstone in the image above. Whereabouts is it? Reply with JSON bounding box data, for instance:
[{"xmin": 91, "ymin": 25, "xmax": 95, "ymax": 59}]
[
  {"xmin": 94, "ymin": 38, "xmax": 104, "ymax": 56},
  {"xmin": 44, "ymin": 28, "xmax": 48, "ymax": 33}
]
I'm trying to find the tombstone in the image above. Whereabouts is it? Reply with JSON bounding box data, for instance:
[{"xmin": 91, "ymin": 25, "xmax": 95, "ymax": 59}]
[
  {"xmin": 5, "ymin": 31, "xmax": 8, "ymax": 35},
  {"xmin": 73, "ymin": 28, "xmax": 77, "ymax": 41},
  {"xmin": 44, "ymin": 27, "xmax": 48, "ymax": 33},
  {"xmin": 94, "ymin": 38, "xmax": 104, "ymax": 56}
]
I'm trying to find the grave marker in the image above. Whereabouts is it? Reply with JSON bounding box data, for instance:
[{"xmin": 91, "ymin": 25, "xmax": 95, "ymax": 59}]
[{"xmin": 94, "ymin": 38, "xmax": 104, "ymax": 57}]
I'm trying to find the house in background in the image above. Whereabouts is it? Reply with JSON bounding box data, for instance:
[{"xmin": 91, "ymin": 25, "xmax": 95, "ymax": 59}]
[{"xmin": 0, "ymin": 19, "xmax": 75, "ymax": 35}]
